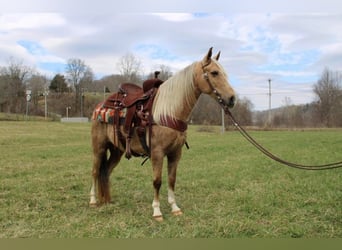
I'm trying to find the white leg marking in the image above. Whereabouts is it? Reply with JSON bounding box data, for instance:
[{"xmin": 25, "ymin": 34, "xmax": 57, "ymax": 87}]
[
  {"xmin": 152, "ymin": 199, "xmax": 163, "ymax": 220},
  {"xmin": 168, "ymin": 188, "xmax": 182, "ymax": 215},
  {"xmin": 89, "ymin": 179, "xmax": 97, "ymax": 205}
]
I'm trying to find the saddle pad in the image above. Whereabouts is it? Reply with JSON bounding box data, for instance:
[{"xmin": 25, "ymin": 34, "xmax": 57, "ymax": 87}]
[{"xmin": 92, "ymin": 103, "xmax": 126, "ymax": 124}]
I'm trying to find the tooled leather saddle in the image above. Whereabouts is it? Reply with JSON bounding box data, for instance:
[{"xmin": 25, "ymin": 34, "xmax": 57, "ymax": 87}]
[{"xmin": 102, "ymin": 71, "xmax": 164, "ymax": 159}]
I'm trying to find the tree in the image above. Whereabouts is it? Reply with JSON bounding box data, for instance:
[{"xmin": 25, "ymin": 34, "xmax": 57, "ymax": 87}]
[
  {"xmin": 190, "ymin": 94, "xmax": 254, "ymax": 127},
  {"xmin": 190, "ymin": 95, "xmax": 221, "ymax": 124},
  {"xmin": 66, "ymin": 58, "xmax": 87, "ymax": 89},
  {"xmin": 0, "ymin": 57, "xmax": 33, "ymax": 113},
  {"xmin": 275, "ymin": 96, "xmax": 296, "ymax": 128},
  {"xmin": 0, "ymin": 74, "xmax": 9, "ymax": 112},
  {"xmin": 79, "ymin": 67, "xmax": 94, "ymax": 90},
  {"xmin": 148, "ymin": 64, "xmax": 173, "ymax": 81},
  {"xmin": 273, "ymin": 103, "xmax": 306, "ymax": 128},
  {"xmin": 158, "ymin": 64, "xmax": 173, "ymax": 80},
  {"xmin": 50, "ymin": 74, "xmax": 68, "ymax": 93},
  {"xmin": 230, "ymin": 96, "xmax": 254, "ymax": 126},
  {"xmin": 117, "ymin": 53, "xmax": 142, "ymax": 83},
  {"xmin": 313, "ymin": 68, "xmax": 342, "ymax": 127},
  {"xmin": 91, "ymin": 74, "xmax": 125, "ymax": 96},
  {"xmin": 27, "ymin": 74, "xmax": 48, "ymax": 115},
  {"xmin": 65, "ymin": 58, "xmax": 92, "ymax": 116}
]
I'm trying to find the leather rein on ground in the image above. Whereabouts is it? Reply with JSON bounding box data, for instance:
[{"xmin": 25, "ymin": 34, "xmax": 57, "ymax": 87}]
[{"xmin": 202, "ymin": 64, "xmax": 342, "ymax": 171}]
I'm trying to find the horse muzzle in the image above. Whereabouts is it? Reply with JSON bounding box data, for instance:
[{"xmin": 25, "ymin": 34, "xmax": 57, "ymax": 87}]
[
  {"xmin": 224, "ymin": 95, "xmax": 236, "ymax": 108},
  {"xmin": 212, "ymin": 89, "xmax": 235, "ymax": 109}
]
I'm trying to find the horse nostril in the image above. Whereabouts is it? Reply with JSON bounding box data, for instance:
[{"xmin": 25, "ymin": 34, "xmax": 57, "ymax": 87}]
[{"xmin": 228, "ymin": 96, "xmax": 235, "ymax": 107}]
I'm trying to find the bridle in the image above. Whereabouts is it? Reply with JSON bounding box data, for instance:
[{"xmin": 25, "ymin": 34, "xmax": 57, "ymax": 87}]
[
  {"xmin": 201, "ymin": 62, "xmax": 232, "ymax": 108},
  {"xmin": 201, "ymin": 62, "xmax": 342, "ymax": 171},
  {"xmin": 202, "ymin": 61, "xmax": 233, "ymax": 109}
]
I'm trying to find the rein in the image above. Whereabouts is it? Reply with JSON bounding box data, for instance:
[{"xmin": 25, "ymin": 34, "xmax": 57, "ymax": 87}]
[
  {"xmin": 224, "ymin": 108, "xmax": 342, "ymax": 170},
  {"xmin": 201, "ymin": 64, "xmax": 342, "ymax": 171}
]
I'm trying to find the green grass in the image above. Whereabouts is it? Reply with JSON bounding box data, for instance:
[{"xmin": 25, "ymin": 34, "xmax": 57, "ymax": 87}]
[
  {"xmin": 0, "ymin": 112, "xmax": 54, "ymax": 121},
  {"xmin": 0, "ymin": 122, "xmax": 341, "ymax": 238}
]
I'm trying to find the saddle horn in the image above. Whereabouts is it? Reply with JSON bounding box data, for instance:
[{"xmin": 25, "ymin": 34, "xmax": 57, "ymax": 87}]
[{"xmin": 154, "ymin": 71, "xmax": 160, "ymax": 79}]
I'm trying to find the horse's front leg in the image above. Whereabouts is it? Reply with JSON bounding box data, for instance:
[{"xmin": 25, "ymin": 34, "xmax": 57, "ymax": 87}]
[
  {"xmin": 151, "ymin": 150, "xmax": 164, "ymax": 222},
  {"xmin": 167, "ymin": 148, "xmax": 183, "ymax": 216}
]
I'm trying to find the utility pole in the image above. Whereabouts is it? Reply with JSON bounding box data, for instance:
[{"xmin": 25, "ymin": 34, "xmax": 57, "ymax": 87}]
[
  {"xmin": 221, "ymin": 109, "xmax": 225, "ymax": 133},
  {"xmin": 80, "ymin": 88, "xmax": 83, "ymax": 117},
  {"xmin": 25, "ymin": 90, "xmax": 31, "ymax": 120},
  {"xmin": 80, "ymin": 88, "xmax": 87, "ymax": 117},
  {"xmin": 66, "ymin": 106, "xmax": 71, "ymax": 120},
  {"xmin": 43, "ymin": 88, "xmax": 49, "ymax": 120},
  {"xmin": 268, "ymin": 78, "xmax": 272, "ymax": 126}
]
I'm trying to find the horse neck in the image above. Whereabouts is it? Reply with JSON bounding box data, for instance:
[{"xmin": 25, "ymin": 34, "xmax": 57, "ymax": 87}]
[{"xmin": 152, "ymin": 63, "xmax": 201, "ymax": 123}]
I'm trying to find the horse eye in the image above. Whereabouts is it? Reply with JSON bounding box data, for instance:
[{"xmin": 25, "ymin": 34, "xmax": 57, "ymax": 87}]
[{"xmin": 211, "ymin": 71, "xmax": 219, "ymax": 77}]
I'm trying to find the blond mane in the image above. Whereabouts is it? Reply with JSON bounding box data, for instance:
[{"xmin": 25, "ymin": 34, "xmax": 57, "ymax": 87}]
[{"xmin": 152, "ymin": 63, "xmax": 198, "ymax": 123}]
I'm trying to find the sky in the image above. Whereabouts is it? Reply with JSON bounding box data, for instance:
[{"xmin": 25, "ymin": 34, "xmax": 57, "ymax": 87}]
[{"xmin": 1, "ymin": 0, "xmax": 342, "ymax": 110}]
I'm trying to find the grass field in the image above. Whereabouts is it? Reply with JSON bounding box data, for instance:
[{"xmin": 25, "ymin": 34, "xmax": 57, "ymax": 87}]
[{"xmin": 0, "ymin": 121, "xmax": 341, "ymax": 238}]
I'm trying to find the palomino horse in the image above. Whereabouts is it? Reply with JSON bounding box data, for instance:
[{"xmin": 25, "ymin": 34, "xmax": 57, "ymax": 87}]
[{"xmin": 90, "ymin": 47, "xmax": 235, "ymax": 221}]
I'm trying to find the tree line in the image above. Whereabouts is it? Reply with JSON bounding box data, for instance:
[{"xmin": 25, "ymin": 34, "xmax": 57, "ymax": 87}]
[
  {"xmin": 0, "ymin": 54, "xmax": 341, "ymax": 127},
  {"xmin": 256, "ymin": 68, "xmax": 342, "ymax": 128}
]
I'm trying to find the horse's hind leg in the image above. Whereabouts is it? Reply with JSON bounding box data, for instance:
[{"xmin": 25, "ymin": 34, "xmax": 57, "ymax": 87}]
[
  {"xmin": 167, "ymin": 148, "xmax": 183, "ymax": 216},
  {"xmin": 89, "ymin": 148, "xmax": 105, "ymax": 206},
  {"xmin": 90, "ymin": 143, "xmax": 123, "ymax": 206},
  {"xmin": 107, "ymin": 143, "xmax": 123, "ymax": 175}
]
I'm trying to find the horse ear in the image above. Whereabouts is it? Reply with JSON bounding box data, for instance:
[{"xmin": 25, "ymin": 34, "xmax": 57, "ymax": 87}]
[
  {"xmin": 203, "ymin": 47, "xmax": 213, "ymax": 64},
  {"xmin": 214, "ymin": 51, "xmax": 221, "ymax": 61}
]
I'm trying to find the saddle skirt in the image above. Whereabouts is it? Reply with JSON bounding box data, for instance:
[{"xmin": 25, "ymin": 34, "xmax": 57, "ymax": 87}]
[{"xmin": 92, "ymin": 103, "xmax": 126, "ymax": 124}]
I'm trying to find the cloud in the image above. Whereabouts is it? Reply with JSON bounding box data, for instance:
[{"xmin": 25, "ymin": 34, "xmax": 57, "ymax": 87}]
[
  {"xmin": 151, "ymin": 13, "xmax": 194, "ymax": 22},
  {"xmin": 0, "ymin": 13, "xmax": 65, "ymax": 30},
  {"xmin": 0, "ymin": 10, "xmax": 341, "ymax": 110},
  {"xmin": 3, "ymin": 0, "xmax": 342, "ymax": 12}
]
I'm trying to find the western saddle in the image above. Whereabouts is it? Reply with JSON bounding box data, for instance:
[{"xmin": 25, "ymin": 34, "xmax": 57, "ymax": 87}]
[{"xmin": 102, "ymin": 72, "xmax": 164, "ymax": 159}]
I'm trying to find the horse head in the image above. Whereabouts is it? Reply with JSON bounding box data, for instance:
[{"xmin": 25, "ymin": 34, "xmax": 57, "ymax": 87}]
[{"xmin": 195, "ymin": 47, "xmax": 236, "ymax": 108}]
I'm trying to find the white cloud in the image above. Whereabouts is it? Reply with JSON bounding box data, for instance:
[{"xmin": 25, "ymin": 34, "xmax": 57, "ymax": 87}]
[
  {"xmin": 0, "ymin": 11, "xmax": 341, "ymax": 110},
  {"xmin": 0, "ymin": 13, "xmax": 65, "ymax": 30},
  {"xmin": 151, "ymin": 13, "xmax": 194, "ymax": 22}
]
